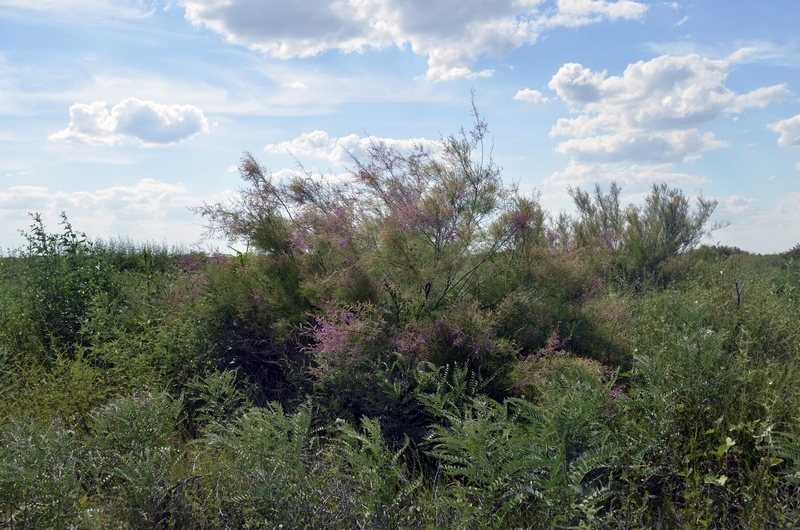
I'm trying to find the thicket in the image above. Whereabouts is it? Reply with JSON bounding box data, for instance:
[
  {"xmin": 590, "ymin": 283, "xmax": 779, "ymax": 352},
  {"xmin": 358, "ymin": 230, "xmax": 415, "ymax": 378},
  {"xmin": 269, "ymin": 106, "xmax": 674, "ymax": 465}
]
[{"xmin": 1, "ymin": 111, "xmax": 799, "ymax": 528}]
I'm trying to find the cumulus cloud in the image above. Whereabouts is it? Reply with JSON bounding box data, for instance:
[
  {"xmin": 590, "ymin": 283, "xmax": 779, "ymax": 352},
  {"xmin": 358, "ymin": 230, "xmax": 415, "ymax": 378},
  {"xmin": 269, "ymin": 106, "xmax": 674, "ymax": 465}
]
[
  {"xmin": 265, "ymin": 130, "xmax": 439, "ymax": 165},
  {"xmin": 49, "ymin": 98, "xmax": 209, "ymax": 146},
  {"xmin": 769, "ymin": 115, "xmax": 800, "ymax": 147},
  {"xmin": 513, "ymin": 88, "xmax": 548, "ymax": 104},
  {"xmin": 180, "ymin": 0, "xmax": 646, "ymax": 80},
  {"xmin": 548, "ymin": 52, "xmax": 791, "ymax": 164}
]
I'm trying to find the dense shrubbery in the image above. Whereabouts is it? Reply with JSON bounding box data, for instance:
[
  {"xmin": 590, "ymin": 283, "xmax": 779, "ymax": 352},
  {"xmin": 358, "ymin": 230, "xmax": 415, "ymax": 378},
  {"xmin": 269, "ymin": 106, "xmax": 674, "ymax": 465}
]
[{"xmin": 1, "ymin": 113, "xmax": 800, "ymax": 527}]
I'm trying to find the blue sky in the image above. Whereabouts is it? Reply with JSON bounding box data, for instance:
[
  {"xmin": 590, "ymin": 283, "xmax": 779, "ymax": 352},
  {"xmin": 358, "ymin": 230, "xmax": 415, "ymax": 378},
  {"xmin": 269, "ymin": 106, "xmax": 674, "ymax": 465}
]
[{"xmin": 1, "ymin": 0, "xmax": 799, "ymax": 253}]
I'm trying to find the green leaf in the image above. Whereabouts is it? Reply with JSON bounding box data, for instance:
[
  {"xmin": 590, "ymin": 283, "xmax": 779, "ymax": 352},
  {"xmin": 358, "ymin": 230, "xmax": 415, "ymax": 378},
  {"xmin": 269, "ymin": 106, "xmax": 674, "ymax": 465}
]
[
  {"xmin": 703, "ymin": 474, "xmax": 729, "ymax": 487},
  {"xmin": 712, "ymin": 436, "xmax": 736, "ymax": 458}
]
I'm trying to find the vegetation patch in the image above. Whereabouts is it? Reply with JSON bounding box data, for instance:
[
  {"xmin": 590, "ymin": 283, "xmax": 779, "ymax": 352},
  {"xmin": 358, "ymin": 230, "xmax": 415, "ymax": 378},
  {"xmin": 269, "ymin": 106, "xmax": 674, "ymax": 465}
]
[{"xmin": 1, "ymin": 113, "xmax": 799, "ymax": 528}]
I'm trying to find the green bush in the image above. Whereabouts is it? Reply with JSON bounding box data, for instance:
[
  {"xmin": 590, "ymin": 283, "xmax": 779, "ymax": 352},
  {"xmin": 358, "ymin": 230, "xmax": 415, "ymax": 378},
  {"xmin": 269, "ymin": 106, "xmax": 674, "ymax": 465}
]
[
  {"xmin": 10, "ymin": 213, "xmax": 120, "ymax": 358},
  {"xmin": 200, "ymin": 252, "xmax": 312, "ymax": 406},
  {"xmin": 8, "ymin": 350, "xmax": 107, "ymax": 428},
  {"xmin": 569, "ymin": 182, "xmax": 721, "ymax": 284},
  {"xmin": 608, "ymin": 273, "xmax": 800, "ymax": 527},
  {"xmin": 782, "ymin": 242, "xmax": 800, "ymax": 261}
]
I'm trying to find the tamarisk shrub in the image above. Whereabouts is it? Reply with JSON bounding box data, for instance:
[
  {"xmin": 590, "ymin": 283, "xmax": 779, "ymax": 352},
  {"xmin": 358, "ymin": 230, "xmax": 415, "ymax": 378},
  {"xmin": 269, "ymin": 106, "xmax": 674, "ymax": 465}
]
[
  {"xmin": 569, "ymin": 181, "xmax": 722, "ymax": 284},
  {"xmin": 194, "ymin": 109, "xmax": 547, "ymax": 421}
]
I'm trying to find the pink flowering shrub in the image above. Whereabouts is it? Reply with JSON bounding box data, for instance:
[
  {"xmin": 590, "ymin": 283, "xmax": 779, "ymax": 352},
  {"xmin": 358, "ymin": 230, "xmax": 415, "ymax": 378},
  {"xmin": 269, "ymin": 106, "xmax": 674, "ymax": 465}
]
[
  {"xmin": 192, "ymin": 107, "xmax": 705, "ymax": 412},
  {"xmin": 305, "ymin": 302, "xmax": 384, "ymax": 377},
  {"xmin": 194, "ymin": 109, "xmax": 541, "ymax": 383},
  {"xmin": 511, "ymin": 329, "xmax": 609, "ymax": 403}
]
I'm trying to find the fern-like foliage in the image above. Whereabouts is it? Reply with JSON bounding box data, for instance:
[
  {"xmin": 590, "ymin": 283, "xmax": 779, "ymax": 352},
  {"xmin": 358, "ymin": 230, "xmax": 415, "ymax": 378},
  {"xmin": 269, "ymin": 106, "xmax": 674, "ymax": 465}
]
[
  {"xmin": 423, "ymin": 386, "xmax": 622, "ymax": 528},
  {"xmin": 769, "ymin": 430, "xmax": 800, "ymax": 484},
  {"xmin": 337, "ymin": 416, "xmax": 423, "ymax": 528},
  {"xmin": 0, "ymin": 419, "xmax": 84, "ymax": 529},
  {"xmin": 83, "ymin": 390, "xmax": 185, "ymax": 527},
  {"xmin": 196, "ymin": 399, "xmax": 341, "ymax": 527}
]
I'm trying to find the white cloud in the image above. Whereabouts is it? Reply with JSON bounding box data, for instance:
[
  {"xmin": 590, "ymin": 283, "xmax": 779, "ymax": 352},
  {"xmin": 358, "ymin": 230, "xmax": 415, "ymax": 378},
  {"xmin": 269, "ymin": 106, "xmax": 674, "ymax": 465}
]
[
  {"xmin": 721, "ymin": 195, "xmax": 758, "ymax": 214},
  {"xmin": 781, "ymin": 193, "xmax": 800, "ymax": 212},
  {"xmin": 674, "ymin": 15, "xmax": 688, "ymax": 26},
  {"xmin": 545, "ymin": 0, "xmax": 648, "ymax": 28},
  {"xmin": 769, "ymin": 115, "xmax": 800, "ymax": 147},
  {"xmin": 513, "ymin": 88, "xmax": 548, "ymax": 104},
  {"xmin": 265, "ymin": 130, "xmax": 439, "ymax": 165},
  {"xmin": 49, "ymin": 98, "xmax": 209, "ymax": 146},
  {"xmin": 180, "ymin": 0, "xmax": 646, "ymax": 81},
  {"xmin": 283, "ymin": 81, "xmax": 308, "ymax": 90},
  {"xmin": 726, "ymin": 47, "xmax": 760, "ymax": 64},
  {"xmin": 0, "ymin": 179, "xmax": 189, "ymax": 216},
  {"xmin": 548, "ymin": 52, "xmax": 791, "ymax": 164},
  {"xmin": 734, "ymin": 84, "xmax": 791, "ymax": 111},
  {"xmin": 0, "ymin": 178, "xmax": 217, "ymax": 249},
  {"xmin": 544, "ymin": 160, "xmax": 708, "ymax": 189},
  {"xmin": 554, "ymin": 129, "xmax": 726, "ymax": 163}
]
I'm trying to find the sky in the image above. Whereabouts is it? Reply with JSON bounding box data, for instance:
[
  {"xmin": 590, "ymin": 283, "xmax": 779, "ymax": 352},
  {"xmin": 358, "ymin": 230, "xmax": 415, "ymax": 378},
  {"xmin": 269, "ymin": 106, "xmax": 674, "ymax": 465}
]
[{"xmin": 1, "ymin": 0, "xmax": 799, "ymax": 254}]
